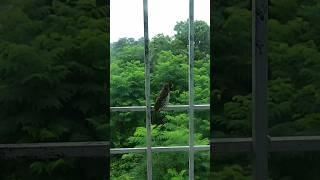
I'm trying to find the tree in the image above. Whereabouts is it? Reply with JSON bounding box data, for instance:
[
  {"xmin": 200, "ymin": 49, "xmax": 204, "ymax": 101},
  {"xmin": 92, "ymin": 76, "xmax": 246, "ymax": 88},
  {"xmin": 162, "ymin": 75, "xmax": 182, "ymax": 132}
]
[{"xmin": 0, "ymin": 0, "xmax": 108, "ymax": 179}]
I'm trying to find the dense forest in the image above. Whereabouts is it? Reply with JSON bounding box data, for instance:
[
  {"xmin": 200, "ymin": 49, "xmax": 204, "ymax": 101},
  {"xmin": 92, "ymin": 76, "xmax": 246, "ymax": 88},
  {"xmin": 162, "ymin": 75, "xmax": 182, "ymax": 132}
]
[
  {"xmin": 1, "ymin": 0, "xmax": 320, "ymax": 179},
  {"xmin": 212, "ymin": 0, "xmax": 320, "ymax": 179},
  {"xmin": 0, "ymin": 0, "xmax": 108, "ymax": 179}
]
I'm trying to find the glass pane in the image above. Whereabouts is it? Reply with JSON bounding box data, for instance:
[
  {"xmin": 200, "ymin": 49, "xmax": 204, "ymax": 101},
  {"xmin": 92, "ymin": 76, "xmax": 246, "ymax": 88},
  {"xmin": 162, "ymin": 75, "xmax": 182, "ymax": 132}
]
[
  {"xmin": 0, "ymin": 0, "xmax": 108, "ymax": 178},
  {"xmin": 110, "ymin": 0, "xmax": 145, "ymax": 107},
  {"xmin": 111, "ymin": 111, "xmax": 145, "ymax": 148},
  {"xmin": 195, "ymin": 110, "xmax": 209, "ymax": 145},
  {"xmin": 152, "ymin": 111, "xmax": 189, "ymax": 147},
  {"xmin": 211, "ymin": 153, "xmax": 252, "ymax": 179},
  {"xmin": 0, "ymin": 0, "xmax": 108, "ymax": 143},
  {"xmin": 195, "ymin": 151, "xmax": 210, "ymax": 180},
  {"xmin": 194, "ymin": 0, "xmax": 210, "ymax": 106},
  {"xmin": 0, "ymin": 158, "xmax": 107, "ymax": 180},
  {"xmin": 211, "ymin": 0, "xmax": 252, "ymax": 138},
  {"xmin": 111, "ymin": 153, "xmax": 146, "ymax": 179},
  {"xmin": 110, "ymin": 0, "xmax": 143, "ymax": 43},
  {"xmin": 268, "ymin": 0, "xmax": 320, "ymax": 137},
  {"xmin": 269, "ymin": 152, "xmax": 320, "ymax": 180},
  {"xmin": 152, "ymin": 152, "xmax": 189, "ymax": 179},
  {"xmin": 194, "ymin": 8, "xmax": 210, "ymax": 178}
]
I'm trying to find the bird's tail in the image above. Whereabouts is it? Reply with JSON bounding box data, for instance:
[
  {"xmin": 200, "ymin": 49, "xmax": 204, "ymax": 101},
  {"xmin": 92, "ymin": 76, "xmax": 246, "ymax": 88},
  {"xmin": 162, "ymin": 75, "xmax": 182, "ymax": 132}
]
[
  {"xmin": 152, "ymin": 110, "xmax": 165, "ymax": 130},
  {"xmin": 152, "ymin": 110, "xmax": 157, "ymax": 126}
]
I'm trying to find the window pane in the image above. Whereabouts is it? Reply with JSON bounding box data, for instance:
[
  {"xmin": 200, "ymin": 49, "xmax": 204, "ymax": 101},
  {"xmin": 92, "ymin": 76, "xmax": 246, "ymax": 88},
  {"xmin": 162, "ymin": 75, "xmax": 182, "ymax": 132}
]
[
  {"xmin": 0, "ymin": 1, "xmax": 108, "ymax": 179},
  {"xmin": 152, "ymin": 152, "xmax": 189, "ymax": 179},
  {"xmin": 269, "ymin": 152, "xmax": 320, "ymax": 179},
  {"xmin": 211, "ymin": 0, "xmax": 252, "ymax": 139},
  {"xmin": 0, "ymin": 0, "xmax": 108, "ymax": 142},
  {"xmin": 195, "ymin": 110, "xmax": 209, "ymax": 145},
  {"xmin": 194, "ymin": 0, "xmax": 210, "ymax": 105},
  {"xmin": 0, "ymin": 158, "xmax": 107, "ymax": 180},
  {"xmin": 195, "ymin": 151, "xmax": 210, "ymax": 180},
  {"xmin": 111, "ymin": 111, "xmax": 145, "ymax": 148},
  {"xmin": 268, "ymin": 0, "xmax": 320, "ymax": 137},
  {"xmin": 211, "ymin": 153, "xmax": 252, "ymax": 179},
  {"xmin": 110, "ymin": 112, "xmax": 146, "ymax": 148},
  {"xmin": 111, "ymin": 153, "xmax": 146, "ymax": 179},
  {"xmin": 110, "ymin": 0, "xmax": 145, "ymax": 107},
  {"xmin": 110, "ymin": 0, "xmax": 143, "ymax": 43},
  {"xmin": 152, "ymin": 111, "xmax": 189, "ymax": 147}
]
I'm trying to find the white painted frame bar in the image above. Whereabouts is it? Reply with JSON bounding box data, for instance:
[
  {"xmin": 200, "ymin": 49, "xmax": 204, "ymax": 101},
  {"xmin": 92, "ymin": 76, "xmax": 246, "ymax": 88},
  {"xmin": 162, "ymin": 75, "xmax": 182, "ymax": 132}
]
[
  {"xmin": 142, "ymin": 0, "xmax": 153, "ymax": 179},
  {"xmin": 188, "ymin": 0, "xmax": 195, "ymax": 179},
  {"xmin": 110, "ymin": 104, "xmax": 210, "ymax": 112},
  {"xmin": 111, "ymin": 145, "xmax": 210, "ymax": 154}
]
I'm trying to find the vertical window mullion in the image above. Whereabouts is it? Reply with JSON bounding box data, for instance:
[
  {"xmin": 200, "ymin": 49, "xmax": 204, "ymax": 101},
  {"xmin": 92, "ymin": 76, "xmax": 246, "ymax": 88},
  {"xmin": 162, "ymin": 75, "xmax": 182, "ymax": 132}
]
[
  {"xmin": 252, "ymin": 0, "xmax": 268, "ymax": 179},
  {"xmin": 143, "ymin": 0, "xmax": 152, "ymax": 179},
  {"xmin": 188, "ymin": 0, "xmax": 195, "ymax": 179}
]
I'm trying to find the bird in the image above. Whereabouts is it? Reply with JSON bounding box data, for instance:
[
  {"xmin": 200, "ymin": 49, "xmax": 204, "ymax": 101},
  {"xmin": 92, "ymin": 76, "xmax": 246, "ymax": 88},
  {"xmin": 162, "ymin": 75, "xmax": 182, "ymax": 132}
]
[{"xmin": 152, "ymin": 81, "xmax": 173, "ymax": 126}]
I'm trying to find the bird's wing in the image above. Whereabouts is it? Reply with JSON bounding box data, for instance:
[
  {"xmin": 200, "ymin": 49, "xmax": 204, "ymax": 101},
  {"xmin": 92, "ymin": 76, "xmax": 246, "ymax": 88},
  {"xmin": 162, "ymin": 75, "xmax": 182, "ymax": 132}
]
[
  {"xmin": 154, "ymin": 85, "xmax": 170, "ymax": 112},
  {"xmin": 162, "ymin": 92, "xmax": 170, "ymax": 109},
  {"xmin": 154, "ymin": 95, "xmax": 166, "ymax": 111}
]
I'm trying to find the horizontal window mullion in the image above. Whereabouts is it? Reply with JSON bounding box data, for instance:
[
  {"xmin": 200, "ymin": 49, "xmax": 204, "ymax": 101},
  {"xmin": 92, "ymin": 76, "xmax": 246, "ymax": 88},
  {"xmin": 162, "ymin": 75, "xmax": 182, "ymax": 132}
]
[
  {"xmin": 110, "ymin": 104, "xmax": 209, "ymax": 112},
  {"xmin": 0, "ymin": 141, "xmax": 109, "ymax": 159},
  {"xmin": 111, "ymin": 145, "xmax": 210, "ymax": 154},
  {"xmin": 210, "ymin": 136, "xmax": 320, "ymax": 153},
  {"xmin": 2, "ymin": 136, "xmax": 319, "ymax": 159}
]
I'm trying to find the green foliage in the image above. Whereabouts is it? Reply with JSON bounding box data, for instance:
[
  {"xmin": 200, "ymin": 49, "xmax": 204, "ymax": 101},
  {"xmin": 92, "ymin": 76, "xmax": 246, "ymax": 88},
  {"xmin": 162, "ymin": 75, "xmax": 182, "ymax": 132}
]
[
  {"xmin": 174, "ymin": 20, "xmax": 210, "ymax": 57},
  {"xmin": 212, "ymin": 0, "xmax": 320, "ymax": 179},
  {"xmin": 110, "ymin": 18, "xmax": 210, "ymax": 179},
  {"xmin": 109, "ymin": 0, "xmax": 320, "ymax": 178},
  {"xmin": 211, "ymin": 165, "xmax": 252, "ymax": 180},
  {"xmin": 0, "ymin": 0, "xmax": 108, "ymax": 179},
  {"xmin": 2, "ymin": 0, "xmax": 320, "ymax": 178}
]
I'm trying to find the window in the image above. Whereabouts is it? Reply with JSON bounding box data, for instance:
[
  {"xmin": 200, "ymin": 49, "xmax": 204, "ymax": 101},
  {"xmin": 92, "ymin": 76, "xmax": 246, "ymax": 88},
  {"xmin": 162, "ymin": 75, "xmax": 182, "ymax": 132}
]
[
  {"xmin": 2, "ymin": 0, "xmax": 320, "ymax": 180},
  {"xmin": 110, "ymin": 0, "xmax": 210, "ymax": 179}
]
